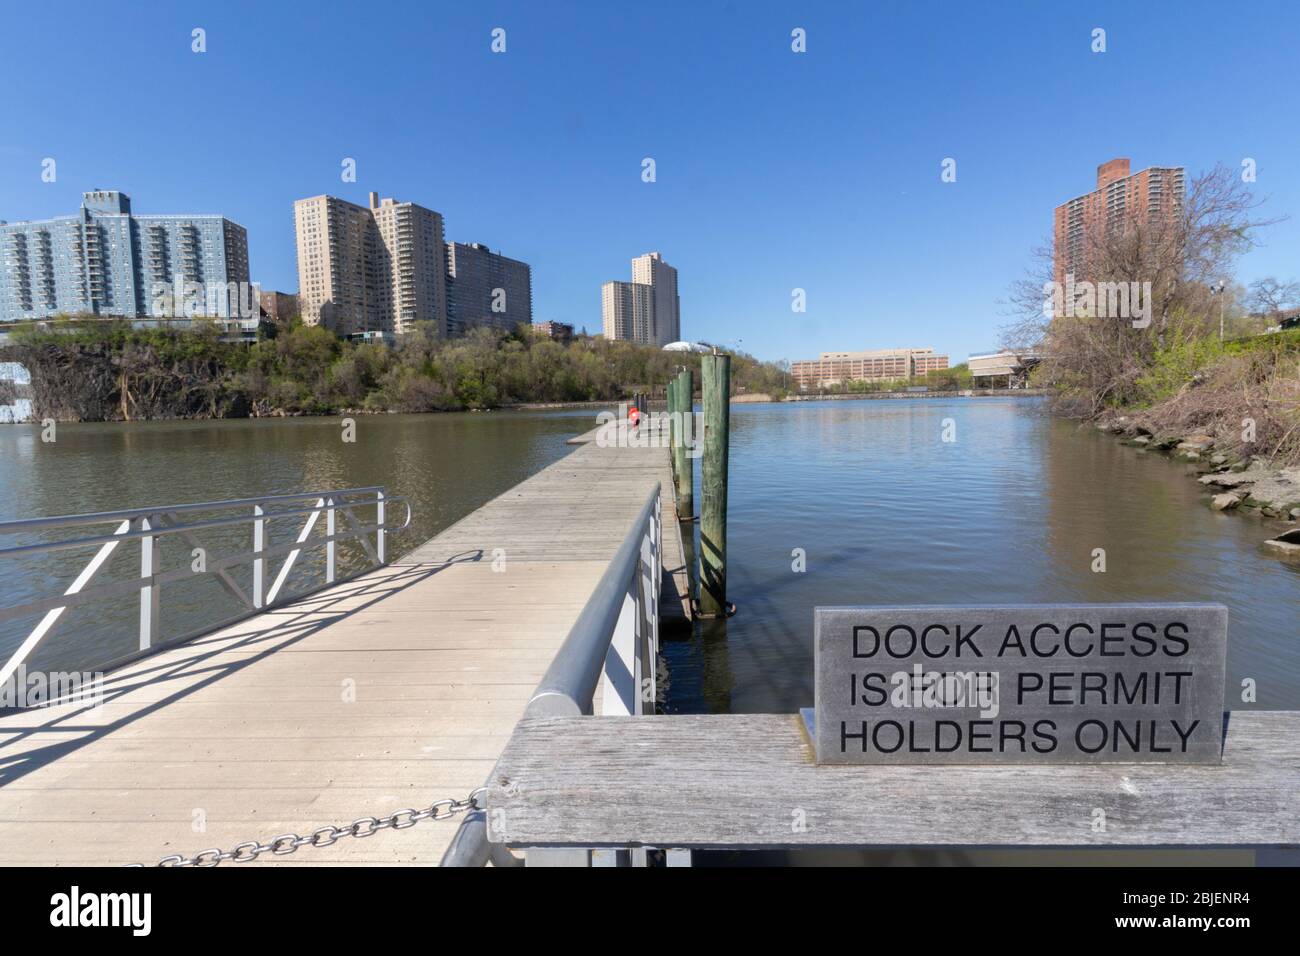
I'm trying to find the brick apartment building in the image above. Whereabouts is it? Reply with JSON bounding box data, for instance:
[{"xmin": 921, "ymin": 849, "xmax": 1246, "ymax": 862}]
[
  {"xmin": 1052, "ymin": 157, "xmax": 1184, "ymax": 289},
  {"xmin": 790, "ymin": 347, "xmax": 949, "ymax": 390}
]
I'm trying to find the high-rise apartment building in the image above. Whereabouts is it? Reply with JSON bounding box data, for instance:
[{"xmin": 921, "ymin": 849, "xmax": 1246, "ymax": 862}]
[
  {"xmin": 0, "ymin": 190, "xmax": 249, "ymax": 322},
  {"xmin": 601, "ymin": 280, "xmax": 655, "ymax": 342},
  {"xmin": 294, "ymin": 192, "xmax": 447, "ymax": 337},
  {"xmin": 631, "ymin": 252, "xmax": 680, "ymax": 346},
  {"xmin": 790, "ymin": 348, "xmax": 949, "ymax": 390},
  {"xmin": 601, "ymin": 251, "xmax": 680, "ymax": 346},
  {"xmin": 445, "ymin": 242, "xmax": 533, "ymax": 337},
  {"xmin": 1052, "ymin": 158, "xmax": 1185, "ymax": 288}
]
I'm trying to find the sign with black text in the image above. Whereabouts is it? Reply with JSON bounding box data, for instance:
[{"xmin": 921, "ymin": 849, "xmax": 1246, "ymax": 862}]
[{"xmin": 811, "ymin": 605, "xmax": 1227, "ymax": 765}]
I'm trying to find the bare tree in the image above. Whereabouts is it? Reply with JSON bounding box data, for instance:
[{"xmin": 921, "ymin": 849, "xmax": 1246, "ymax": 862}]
[
  {"xmin": 1248, "ymin": 276, "xmax": 1300, "ymax": 320},
  {"xmin": 1001, "ymin": 164, "xmax": 1282, "ymax": 415}
]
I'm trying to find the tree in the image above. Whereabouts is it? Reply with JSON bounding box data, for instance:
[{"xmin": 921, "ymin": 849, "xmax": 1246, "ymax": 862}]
[
  {"xmin": 1002, "ymin": 164, "xmax": 1282, "ymax": 415},
  {"xmin": 1248, "ymin": 276, "xmax": 1300, "ymax": 321}
]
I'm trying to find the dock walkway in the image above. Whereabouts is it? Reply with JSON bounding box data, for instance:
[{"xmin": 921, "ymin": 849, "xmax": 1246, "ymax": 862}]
[{"xmin": 0, "ymin": 420, "xmax": 686, "ymax": 865}]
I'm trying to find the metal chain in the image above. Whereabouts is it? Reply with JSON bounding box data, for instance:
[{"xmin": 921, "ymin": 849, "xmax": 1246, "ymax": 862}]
[{"xmin": 129, "ymin": 787, "xmax": 486, "ymax": 867}]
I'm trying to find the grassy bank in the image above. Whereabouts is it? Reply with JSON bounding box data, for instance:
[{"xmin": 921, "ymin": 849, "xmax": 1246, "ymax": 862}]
[
  {"xmin": 0, "ymin": 319, "xmax": 791, "ymax": 422},
  {"xmin": 1072, "ymin": 329, "xmax": 1300, "ymax": 467}
]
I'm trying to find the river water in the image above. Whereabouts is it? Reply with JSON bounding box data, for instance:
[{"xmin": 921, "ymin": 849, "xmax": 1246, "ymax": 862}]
[
  {"xmin": 664, "ymin": 397, "xmax": 1300, "ymax": 714},
  {"xmin": 2, "ymin": 399, "xmax": 1297, "ymax": 712}
]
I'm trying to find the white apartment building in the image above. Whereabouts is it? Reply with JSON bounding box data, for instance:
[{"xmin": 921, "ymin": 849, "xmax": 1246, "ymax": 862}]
[
  {"xmin": 601, "ymin": 251, "xmax": 680, "ymax": 346},
  {"xmin": 295, "ymin": 192, "xmax": 447, "ymax": 337},
  {"xmin": 601, "ymin": 280, "xmax": 654, "ymax": 342},
  {"xmin": 631, "ymin": 252, "xmax": 680, "ymax": 346}
]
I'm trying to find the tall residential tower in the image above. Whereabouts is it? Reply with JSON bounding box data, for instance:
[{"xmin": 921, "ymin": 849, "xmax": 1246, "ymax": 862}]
[
  {"xmin": 601, "ymin": 251, "xmax": 680, "ymax": 346},
  {"xmin": 294, "ymin": 191, "xmax": 447, "ymax": 337},
  {"xmin": 1052, "ymin": 158, "xmax": 1185, "ymax": 289}
]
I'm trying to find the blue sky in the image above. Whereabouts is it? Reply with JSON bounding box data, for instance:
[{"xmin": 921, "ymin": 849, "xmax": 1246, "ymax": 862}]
[{"xmin": 2, "ymin": 0, "xmax": 1298, "ymax": 364}]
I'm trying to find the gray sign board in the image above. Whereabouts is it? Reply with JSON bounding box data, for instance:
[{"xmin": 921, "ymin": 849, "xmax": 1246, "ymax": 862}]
[{"xmin": 811, "ymin": 604, "xmax": 1228, "ymax": 765}]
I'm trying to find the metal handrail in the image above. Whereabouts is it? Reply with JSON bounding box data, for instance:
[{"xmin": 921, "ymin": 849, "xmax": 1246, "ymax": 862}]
[
  {"xmin": 526, "ymin": 482, "xmax": 661, "ymax": 717},
  {"xmin": 0, "ymin": 487, "xmax": 393, "ymax": 535},
  {"xmin": 442, "ymin": 481, "xmax": 663, "ymax": 867},
  {"xmin": 0, "ymin": 486, "xmax": 411, "ymax": 684},
  {"xmin": 0, "ymin": 497, "xmax": 411, "ymax": 559}
]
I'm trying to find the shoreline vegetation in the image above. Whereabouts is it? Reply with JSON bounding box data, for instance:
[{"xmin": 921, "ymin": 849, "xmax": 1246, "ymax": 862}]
[
  {"xmin": 0, "ymin": 319, "xmax": 797, "ymax": 422},
  {"xmin": 0, "ymin": 318, "xmax": 998, "ymax": 424}
]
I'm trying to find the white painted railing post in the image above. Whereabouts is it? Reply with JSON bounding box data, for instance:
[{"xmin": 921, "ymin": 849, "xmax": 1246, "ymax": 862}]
[
  {"xmin": 325, "ymin": 498, "xmax": 336, "ymax": 584},
  {"xmin": 602, "ymin": 579, "xmax": 640, "ymax": 716},
  {"xmin": 376, "ymin": 491, "xmax": 386, "ymax": 565},
  {"xmin": 252, "ymin": 505, "xmax": 265, "ymax": 608},
  {"xmin": 138, "ymin": 515, "xmax": 160, "ymax": 651}
]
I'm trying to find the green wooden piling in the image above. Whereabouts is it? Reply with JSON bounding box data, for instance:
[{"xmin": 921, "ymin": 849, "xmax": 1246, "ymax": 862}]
[
  {"xmin": 675, "ymin": 368, "xmax": 694, "ymax": 520},
  {"xmin": 697, "ymin": 354, "xmax": 730, "ymax": 617},
  {"xmin": 668, "ymin": 377, "xmax": 678, "ymax": 472}
]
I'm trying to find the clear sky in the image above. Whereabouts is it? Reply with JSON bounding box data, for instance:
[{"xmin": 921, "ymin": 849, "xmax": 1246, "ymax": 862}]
[{"xmin": 2, "ymin": 0, "xmax": 1298, "ymax": 364}]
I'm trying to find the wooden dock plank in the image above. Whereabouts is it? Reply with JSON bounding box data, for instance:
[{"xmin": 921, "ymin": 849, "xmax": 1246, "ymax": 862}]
[
  {"xmin": 0, "ymin": 425, "xmax": 685, "ymax": 866},
  {"xmin": 488, "ymin": 713, "xmax": 1300, "ymax": 849}
]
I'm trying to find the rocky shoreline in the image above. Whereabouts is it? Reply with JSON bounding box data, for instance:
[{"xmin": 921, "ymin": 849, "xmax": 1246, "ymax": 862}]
[{"xmin": 1094, "ymin": 416, "xmax": 1300, "ymax": 525}]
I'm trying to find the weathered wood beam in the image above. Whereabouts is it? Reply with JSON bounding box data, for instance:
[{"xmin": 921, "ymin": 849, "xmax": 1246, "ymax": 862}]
[{"xmin": 488, "ymin": 712, "xmax": 1300, "ymax": 849}]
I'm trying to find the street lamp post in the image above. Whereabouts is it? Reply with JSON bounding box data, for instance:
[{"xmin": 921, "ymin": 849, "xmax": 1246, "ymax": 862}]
[{"xmin": 1210, "ymin": 280, "xmax": 1227, "ymax": 341}]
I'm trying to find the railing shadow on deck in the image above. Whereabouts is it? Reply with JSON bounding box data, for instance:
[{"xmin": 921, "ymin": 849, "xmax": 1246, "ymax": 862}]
[{"xmin": 0, "ymin": 550, "xmax": 484, "ymax": 788}]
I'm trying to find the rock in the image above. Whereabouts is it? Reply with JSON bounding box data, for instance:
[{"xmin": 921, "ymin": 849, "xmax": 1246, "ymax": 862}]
[
  {"xmin": 1200, "ymin": 466, "xmax": 1270, "ymax": 488},
  {"xmin": 1290, "ymin": 508, "xmax": 1300, "ymax": 520},
  {"xmin": 1151, "ymin": 435, "xmax": 1183, "ymax": 450},
  {"xmin": 1245, "ymin": 467, "xmax": 1300, "ymax": 512},
  {"xmin": 1264, "ymin": 528, "xmax": 1300, "ymax": 557},
  {"xmin": 1181, "ymin": 451, "xmax": 1201, "ymax": 461},
  {"xmin": 1211, "ymin": 493, "xmax": 1241, "ymax": 511},
  {"xmin": 1177, "ymin": 435, "xmax": 1215, "ymax": 452},
  {"xmin": 1210, "ymin": 453, "xmax": 1228, "ymax": 466}
]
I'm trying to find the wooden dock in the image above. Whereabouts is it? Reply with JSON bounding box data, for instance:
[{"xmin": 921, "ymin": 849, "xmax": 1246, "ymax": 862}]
[{"xmin": 0, "ymin": 419, "xmax": 688, "ymax": 865}]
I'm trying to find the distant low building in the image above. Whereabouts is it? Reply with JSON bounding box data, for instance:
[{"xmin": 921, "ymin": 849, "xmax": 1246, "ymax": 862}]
[
  {"xmin": 967, "ymin": 348, "xmax": 1044, "ymax": 387},
  {"xmin": 347, "ymin": 329, "xmax": 397, "ymax": 346},
  {"xmin": 259, "ymin": 290, "xmax": 298, "ymax": 324},
  {"xmin": 791, "ymin": 348, "xmax": 948, "ymax": 390},
  {"xmin": 533, "ymin": 320, "xmax": 573, "ymax": 343}
]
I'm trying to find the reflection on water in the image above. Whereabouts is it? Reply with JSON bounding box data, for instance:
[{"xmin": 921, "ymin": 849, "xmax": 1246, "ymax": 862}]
[
  {"xmin": 0, "ymin": 410, "xmax": 595, "ymax": 673},
  {"xmin": 662, "ymin": 398, "xmax": 1300, "ymax": 712}
]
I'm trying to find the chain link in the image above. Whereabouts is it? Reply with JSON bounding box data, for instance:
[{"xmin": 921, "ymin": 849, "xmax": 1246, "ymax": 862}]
[{"xmin": 129, "ymin": 788, "xmax": 486, "ymax": 867}]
